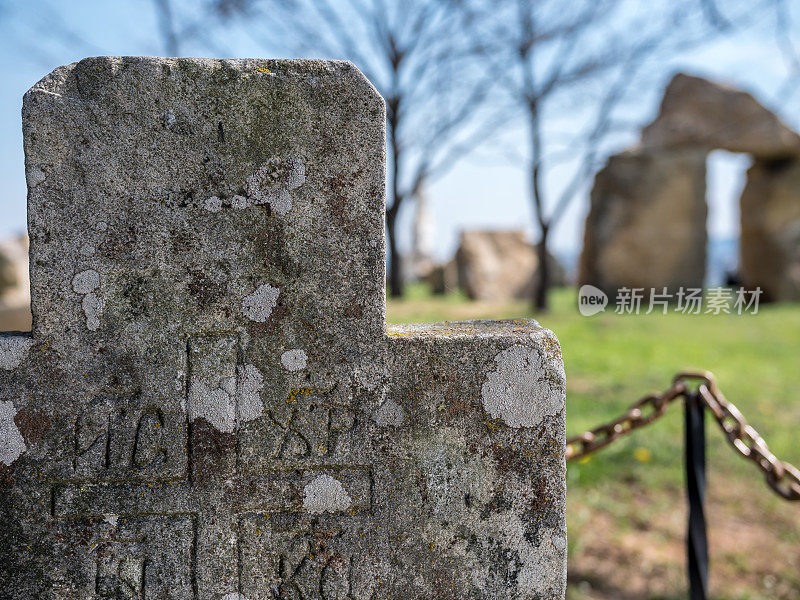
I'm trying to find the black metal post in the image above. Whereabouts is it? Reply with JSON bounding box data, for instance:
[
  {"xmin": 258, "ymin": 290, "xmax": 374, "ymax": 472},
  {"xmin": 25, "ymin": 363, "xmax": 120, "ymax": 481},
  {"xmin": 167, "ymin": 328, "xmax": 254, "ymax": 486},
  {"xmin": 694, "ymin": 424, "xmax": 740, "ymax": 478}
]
[{"xmin": 685, "ymin": 390, "xmax": 709, "ymax": 600}]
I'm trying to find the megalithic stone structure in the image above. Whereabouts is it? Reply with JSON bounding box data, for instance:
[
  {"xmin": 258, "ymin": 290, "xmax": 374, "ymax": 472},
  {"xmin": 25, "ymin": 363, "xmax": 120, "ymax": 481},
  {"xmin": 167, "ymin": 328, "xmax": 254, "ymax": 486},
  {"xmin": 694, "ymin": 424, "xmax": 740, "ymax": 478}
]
[
  {"xmin": 580, "ymin": 73, "xmax": 800, "ymax": 301},
  {"xmin": 0, "ymin": 57, "xmax": 566, "ymax": 599}
]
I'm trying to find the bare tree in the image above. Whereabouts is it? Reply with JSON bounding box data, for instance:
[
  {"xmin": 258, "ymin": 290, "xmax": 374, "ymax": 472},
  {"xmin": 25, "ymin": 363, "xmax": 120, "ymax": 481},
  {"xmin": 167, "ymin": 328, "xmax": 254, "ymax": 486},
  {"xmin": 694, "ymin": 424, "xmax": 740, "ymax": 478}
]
[
  {"xmin": 3, "ymin": 0, "xmax": 232, "ymax": 64},
  {"xmin": 151, "ymin": 0, "xmax": 237, "ymax": 56},
  {"xmin": 469, "ymin": 0, "xmax": 761, "ymax": 311},
  {"xmin": 223, "ymin": 0, "xmax": 499, "ymax": 297}
]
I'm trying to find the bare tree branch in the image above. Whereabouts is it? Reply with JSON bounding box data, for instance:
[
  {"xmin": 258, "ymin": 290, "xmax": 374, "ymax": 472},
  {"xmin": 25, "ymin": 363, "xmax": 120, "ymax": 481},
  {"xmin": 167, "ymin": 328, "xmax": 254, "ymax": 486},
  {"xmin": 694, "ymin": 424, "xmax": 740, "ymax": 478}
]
[
  {"xmin": 468, "ymin": 0, "xmax": 752, "ymax": 310},
  {"xmin": 153, "ymin": 0, "xmax": 181, "ymax": 56},
  {"xmin": 227, "ymin": 0, "xmax": 500, "ymax": 297}
]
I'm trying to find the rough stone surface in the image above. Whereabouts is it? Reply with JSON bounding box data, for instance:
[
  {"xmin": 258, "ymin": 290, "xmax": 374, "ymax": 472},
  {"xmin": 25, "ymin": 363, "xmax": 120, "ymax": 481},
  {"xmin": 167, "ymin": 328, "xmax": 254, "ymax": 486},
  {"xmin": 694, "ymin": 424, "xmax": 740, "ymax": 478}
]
[
  {"xmin": 456, "ymin": 230, "xmax": 565, "ymax": 301},
  {"xmin": 641, "ymin": 73, "xmax": 800, "ymax": 157},
  {"xmin": 740, "ymin": 158, "xmax": 800, "ymax": 301},
  {"xmin": 1, "ymin": 57, "xmax": 566, "ymax": 599},
  {"xmin": 579, "ymin": 149, "xmax": 708, "ymax": 296}
]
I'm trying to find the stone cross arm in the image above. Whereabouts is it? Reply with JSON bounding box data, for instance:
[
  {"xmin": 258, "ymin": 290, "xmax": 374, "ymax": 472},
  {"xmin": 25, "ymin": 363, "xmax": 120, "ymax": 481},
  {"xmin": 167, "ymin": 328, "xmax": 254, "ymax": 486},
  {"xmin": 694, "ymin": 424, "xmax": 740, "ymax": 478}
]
[{"xmin": 0, "ymin": 57, "xmax": 566, "ymax": 600}]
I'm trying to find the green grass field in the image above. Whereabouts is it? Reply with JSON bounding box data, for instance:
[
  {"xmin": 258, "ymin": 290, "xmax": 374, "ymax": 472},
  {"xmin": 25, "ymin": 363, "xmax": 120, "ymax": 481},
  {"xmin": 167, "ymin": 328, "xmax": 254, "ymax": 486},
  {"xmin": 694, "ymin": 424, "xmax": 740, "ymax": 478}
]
[{"xmin": 389, "ymin": 285, "xmax": 800, "ymax": 599}]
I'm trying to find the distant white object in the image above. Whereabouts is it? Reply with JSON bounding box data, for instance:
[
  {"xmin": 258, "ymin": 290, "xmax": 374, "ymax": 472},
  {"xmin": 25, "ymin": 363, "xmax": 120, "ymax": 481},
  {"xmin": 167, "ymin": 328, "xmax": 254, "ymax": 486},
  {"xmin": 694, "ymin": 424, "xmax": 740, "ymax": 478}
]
[{"xmin": 408, "ymin": 186, "xmax": 436, "ymax": 281}]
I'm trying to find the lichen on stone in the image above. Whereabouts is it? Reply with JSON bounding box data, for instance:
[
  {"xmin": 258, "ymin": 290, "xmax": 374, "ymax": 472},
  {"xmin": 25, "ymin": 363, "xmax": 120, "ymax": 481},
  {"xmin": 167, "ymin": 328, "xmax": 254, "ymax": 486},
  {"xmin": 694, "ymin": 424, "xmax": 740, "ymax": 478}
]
[
  {"xmin": 372, "ymin": 398, "xmax": 407, "ymax": 427},
  {"xmin": 481, "ymin": 344, "xmax": 563, "ymax": 428},
  {"xmin": 241, "ymin": 283, "xmax": 279, "ymax": 322},
  {"xmin": 82, "ymin": 294, "xmax": 102, "ymax": 331},
  {"xmin": 303, "ymin": 474, "xmax": 352, "ymax": 514},
  {"xmin": 0, "ymin": 400, "xmax": 26, "ymax": 465},
  {"xmin": 72, "ymin": 269, "xmax": 100, "ymax": 294},
  {"xmin": 0, "ymin": 336, "xmax": 33, "ymax": 370},
  {"xmin": 204, "ymin": 196, "xmax": 223, "ymax": 212},
  {"xmin": 188, "ymin": 378, "xmax": 236, "ymax": 433},
  {"xmin": 245, "ymin": 156, "xmax": 305, "ymax": 216},
  {"xmin": 71, "ymin": 269, "xmax": 102, "ymax": 330},
  {"xmin": 236, "ymin": 364, "xmax": 264, "ymax": 422},
  {"xmin": 27, "ymin": 165, "xmax": 45, "ymax": 188},
  {"xmin": 230, "ymin": 194, "xmax": 251, "ymax": 210},
  {"xmin": 280, "ymin": 348, "xmax": 307, "ymax": 371}
]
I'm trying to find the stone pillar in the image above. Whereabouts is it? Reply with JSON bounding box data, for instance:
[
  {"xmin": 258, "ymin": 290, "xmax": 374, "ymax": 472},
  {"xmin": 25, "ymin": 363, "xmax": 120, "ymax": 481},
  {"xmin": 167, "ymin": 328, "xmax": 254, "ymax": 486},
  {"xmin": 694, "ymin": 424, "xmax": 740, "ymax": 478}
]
[
  {"xmin": 740, "ymin": 157, "xmax": 800, "ymax": 301},
  {"xmin": 579, "ymin": 148, "xmax": 708, "ymax": 297},
  {"xmin": 1, "ymin": 57, "xmax": 567, "ymax": 599}
]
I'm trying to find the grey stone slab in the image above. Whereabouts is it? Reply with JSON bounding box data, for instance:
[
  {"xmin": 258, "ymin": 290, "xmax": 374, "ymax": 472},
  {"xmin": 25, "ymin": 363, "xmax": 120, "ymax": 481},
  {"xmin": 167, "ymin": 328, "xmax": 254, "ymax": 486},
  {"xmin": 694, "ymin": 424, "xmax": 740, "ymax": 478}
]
[{"xmin": 1, "ymin": 57, "xmax": 566, "ymax": 599}]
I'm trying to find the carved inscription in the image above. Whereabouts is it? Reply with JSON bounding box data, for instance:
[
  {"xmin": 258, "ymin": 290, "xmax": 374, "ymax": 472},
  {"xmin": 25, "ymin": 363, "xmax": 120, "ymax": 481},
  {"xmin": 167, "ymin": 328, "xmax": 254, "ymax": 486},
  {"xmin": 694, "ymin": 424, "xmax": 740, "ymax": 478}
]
[
  {"xmin": 73, "ymin": 394, "xmax": 186, "ymax": 480},
  {"xmin": 239, "ymin": 390, "xmax": 356, "ymax": 473},
  {"xmin": 52, "ymin": 516, "xmax": 196, "ymax": 600},
  {"xmin": 238, "ymin": 513, "xmax": 354, "ymax": 600}
]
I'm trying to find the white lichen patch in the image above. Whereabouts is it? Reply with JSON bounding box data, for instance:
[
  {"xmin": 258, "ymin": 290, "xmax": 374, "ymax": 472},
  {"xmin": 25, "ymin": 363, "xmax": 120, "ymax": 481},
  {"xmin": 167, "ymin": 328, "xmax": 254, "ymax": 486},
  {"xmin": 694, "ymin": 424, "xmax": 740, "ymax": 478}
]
[
  {"xmin": 188, "ymin": 379, "xmax": 236, "ymax": 433},
  {"xmin": 230, "ymin": 195, "xmax": 251, "ymax": 210},
  {"xmin": 103, "ymin": 514, "xmax": 119, "ymax": 527},
  {"xmin": 71, "ymin": 269, "xmax": 103, "ymax": 330},
  {"xmin": 372, "ymin": 398, "xmax": 407, "ymax": 427},
  {"xmin": 27, "ymin": 165, "xmax": 46, "ymax": 188},
  {"xmin": 236, "ymin": 364, "xmax": 264, "ymax": 422},
  {"xmin": 303, "ymin": 474, "xmax": 352, "ymax": 514},
  {"xmin": 82, "ymin": 294, "xmax": 102, "ymax": 331},
  {"xmin": 481, "ymin": 345, "xmax": 562, "ymax": 428},
  {"xmin": 204, "ymin": 196, "xmax": 223, "ymax": 212},
  {"xmin": 80, "ymin": 243, "xmax": 96, "ymax": 256},
  {"xmin": 0, "ymin": 400, "xmax": 26, "ymax": 466},
  {"xmin": 481, "ymin": 510, "xmax": 566, "ymax": 596},
  {"xmin": 241, "ymin": 283, "xmax": 279, "ymax": 322},
  {"xmin": 0, "ymin": 336, "xmax": 33, "ymax": 370},
  {"xmin": 351, "ymin": 357, "xmax": 387, "ymax": 391},
  {"xmin": 187, "ymin": 339, "xmax": 240, "ymax": 432},
  {"xmin": 280, "ymin": 349, "xmax": 307, "ymax": 371},
  {"xmin": 175, "ymin": 369, "xmax": 185, "ymax": 393},
  {"xmin": 72, "ymin": 269, "xmax": 100, "ymax": 294},
  {"xmin": 245, "ymin": 156, "xmax": 305, "ymax": 216}
]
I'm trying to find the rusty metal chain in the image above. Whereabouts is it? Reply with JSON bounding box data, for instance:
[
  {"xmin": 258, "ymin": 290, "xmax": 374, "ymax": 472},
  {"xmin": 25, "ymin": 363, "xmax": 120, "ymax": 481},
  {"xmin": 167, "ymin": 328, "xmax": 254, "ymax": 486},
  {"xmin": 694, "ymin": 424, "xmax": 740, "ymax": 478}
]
[{"xmin": 565, "ymin": 370, "xmax": 800, "ymax": 501}]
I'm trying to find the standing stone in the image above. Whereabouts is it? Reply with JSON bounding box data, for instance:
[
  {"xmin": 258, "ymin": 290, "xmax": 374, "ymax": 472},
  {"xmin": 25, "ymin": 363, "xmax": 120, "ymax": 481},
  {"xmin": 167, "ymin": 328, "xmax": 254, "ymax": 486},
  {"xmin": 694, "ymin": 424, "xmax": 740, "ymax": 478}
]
[
  {"xmin": 1, "ymin": 57, "xmax": 566, "ymax": 599},
  {"xmin": 456, "ymin": 230, "xmax": 565, "ymax": 301},
  {"xmin": 740, "ymin": 158, "xmax": 800, "ymax": 301},
  {"xmin": 641, "ymin": 73, "xmax": 800, "ymax": 158},
  {"xmin": 0, "ymin": 234, "xmax": 31, "ymax": 331},
  {"xmin": 579, "ymin": 149, "xmax": 708, "ymax": 296},
  {"xmin": 426, "ymin": 257, "xmax": 459, "ymax": 295}
]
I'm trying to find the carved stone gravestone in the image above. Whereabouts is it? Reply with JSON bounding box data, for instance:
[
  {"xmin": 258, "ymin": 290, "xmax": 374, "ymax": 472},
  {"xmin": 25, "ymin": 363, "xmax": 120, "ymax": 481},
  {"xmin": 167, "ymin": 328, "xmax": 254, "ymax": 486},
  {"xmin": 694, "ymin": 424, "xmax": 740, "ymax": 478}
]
[{"xmin": 0, "ymin": 57, "xmax": 566, "ymax": 599}]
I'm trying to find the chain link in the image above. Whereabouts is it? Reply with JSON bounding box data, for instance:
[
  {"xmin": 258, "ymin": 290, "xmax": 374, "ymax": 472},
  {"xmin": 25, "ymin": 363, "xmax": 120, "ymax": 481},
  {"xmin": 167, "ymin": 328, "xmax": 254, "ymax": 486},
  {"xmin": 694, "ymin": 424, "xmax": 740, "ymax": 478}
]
[{"xmin": 565, "ymin": 371, "xmax": 800, "ymax": 501}]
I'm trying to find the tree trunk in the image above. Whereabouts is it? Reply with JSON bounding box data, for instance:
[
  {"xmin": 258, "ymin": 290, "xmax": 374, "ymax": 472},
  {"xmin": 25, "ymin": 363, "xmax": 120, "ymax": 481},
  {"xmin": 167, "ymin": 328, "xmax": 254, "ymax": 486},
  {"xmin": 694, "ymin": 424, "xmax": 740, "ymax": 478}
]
[
  {"xmin": 525, "ymin": 97, "xmax": 549, "ymax": 312},
  {"xmin": 385, "ymin": 93, "xmax": 405, "ymax": 299},
  {"xmin": 534, "ymin": 225, "xmax": 550, "ymax": 311},
  {"xmin": 386, "ymin": 209, "xmax": 403, "ymax": 298}
]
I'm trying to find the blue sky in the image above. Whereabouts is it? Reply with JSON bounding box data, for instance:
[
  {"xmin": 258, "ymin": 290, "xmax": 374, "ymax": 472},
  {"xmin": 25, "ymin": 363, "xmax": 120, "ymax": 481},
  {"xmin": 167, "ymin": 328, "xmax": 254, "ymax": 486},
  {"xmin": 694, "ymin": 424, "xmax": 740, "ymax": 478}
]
[{"xmin": 1, "ymin": 1, "xmax": 798, "ymax": 267}]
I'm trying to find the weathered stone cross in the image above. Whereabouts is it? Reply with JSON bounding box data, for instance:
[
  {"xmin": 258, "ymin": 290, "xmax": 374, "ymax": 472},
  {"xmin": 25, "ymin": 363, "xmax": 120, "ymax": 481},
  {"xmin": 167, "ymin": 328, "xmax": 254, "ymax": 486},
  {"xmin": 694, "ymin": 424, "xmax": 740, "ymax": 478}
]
[{"xmin": 0, "ymin": 57, "xmax": 566, "ymax": 599}]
